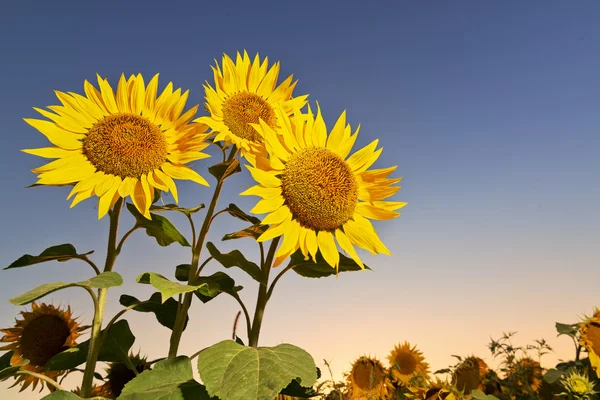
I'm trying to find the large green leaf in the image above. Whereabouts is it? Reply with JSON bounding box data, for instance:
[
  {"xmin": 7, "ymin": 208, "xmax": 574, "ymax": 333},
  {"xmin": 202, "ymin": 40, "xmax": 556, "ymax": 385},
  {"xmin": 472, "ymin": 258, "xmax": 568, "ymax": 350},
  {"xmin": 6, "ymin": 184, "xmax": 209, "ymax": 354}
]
[
  {"xmin": 45, "ymin": 320, "xmax": 135, "ymax": 371},
  {"xmin": 208, "ymin": 159, "xmax": 241, "ymax": 181},
  {"xmin": 197, "ymin": 340, "xmax": 318, "ymax": 400},
  {"xmin": 9, "ymin": 272, "xmax": 123, "ymax": 305},
  {"xmin": 223, "ymin": 203, "xmax": 261, "ymax": 225},
  {"xmin": 5, "ymin": 244, "xmax": 94, "ymax": 270},
  {"xmin": 0, "ymin": 351, "xmax": 13, "ymax": 371},
  {"xmin": 543, "ymin": 368, "xmax": 565, "ymax": 384},
  {"xmin": 206, "ymin": 242, "xmax": 263, "ymax": 283},
  {"xmin": 136, "ymin": 272, "xmax": 214, "ymax": 303},
  {"xmin": 149, "ymin": 203, "xmax": 205, "ymax": 217},
  {"xmin": 119, "ymin": 356, "xmax": 215, "ymax": 400},
  {"xmin": 279, "ymin": 367, "xmax": 321, "ymax": 397},
  {"xmin": 288, "ymin": 249, "xmax": 370, "ymax": 278},
  {"xmin": 175, "ymin": 264, "xmax": 192, "ymax": 282},
  {"xmin": 471, "ymin": 390, "xmax": 500, "ymax": 400},
  {"xmin": 126, "ymin": 203, "xmax": 190, "ymax": 247},
  {"xmin": 119, "ymin": 292, "xmax": 189, "ymax": 331}
]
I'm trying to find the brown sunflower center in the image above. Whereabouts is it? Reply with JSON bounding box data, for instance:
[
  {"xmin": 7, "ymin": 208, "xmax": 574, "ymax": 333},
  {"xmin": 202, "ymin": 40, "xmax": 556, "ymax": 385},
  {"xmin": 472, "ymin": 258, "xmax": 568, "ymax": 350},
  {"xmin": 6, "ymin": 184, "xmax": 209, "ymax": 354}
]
[
  {"xmin": 20, "ymin": 315, "xmax": 70, "ymax": 366},
  {"xmin": 221, "ymin": 92, "xmax": 276, "ymax": 143},
  {"xmin": 83, "ymin": 113, "xmax": 167, "ymax": 178},
  {"xmin": 586, "ymin": 322, "xmax": 600, "ymax": 354},
  {"xmin": 394, "ymin": 352, "xmax": 417, "ymax": 375},
  {"xmin": 353, "ymin": 362, "xmax": 384, "ymax": 390},
  {"xmin": 281, "ymin": 147, "xmax": 358, "ymax": 231}
]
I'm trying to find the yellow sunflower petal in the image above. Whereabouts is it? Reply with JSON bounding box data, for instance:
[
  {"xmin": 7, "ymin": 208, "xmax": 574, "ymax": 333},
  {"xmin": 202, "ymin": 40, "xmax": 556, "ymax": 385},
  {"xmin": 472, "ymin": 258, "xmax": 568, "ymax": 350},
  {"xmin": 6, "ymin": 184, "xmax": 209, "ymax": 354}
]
[
  {"xmin": 317, "ymin": 230, "xmax": 339, "ymax": 269},
  {"xmin": 23, "ymin": 119, "xmax": 82, "ymax": 150},
  {"xmin": 161, "ymin": 163, "xmax": 209, "ymax": 186}
]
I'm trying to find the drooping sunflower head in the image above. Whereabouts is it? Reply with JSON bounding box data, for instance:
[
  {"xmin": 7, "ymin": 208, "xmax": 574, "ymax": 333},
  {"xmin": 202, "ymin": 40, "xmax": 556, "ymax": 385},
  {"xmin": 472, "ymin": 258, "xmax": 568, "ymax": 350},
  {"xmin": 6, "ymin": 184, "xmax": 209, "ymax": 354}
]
[
  {"xmin": 345, "ymin": 355, "xmax": 392, "ymax": 400},
  {"xmin": 104, "ymin": 353, "xmax": 151, "ymax": 398},
  {"xmin": 558, "ymin": 369, "xmax": 598, "ymax": 399},
  {"xmin": 451, "ymin": 356, "xmax": 488, "ymax": 396},
  {"xmin": 241, "ymin": 103, "xmax": 405, "ymax": 269},
  {"xmin": 0, "ymin": 302, "xmax": 85, "ymax": 392},
  {"xmin": 195, "ymin": 50, "xmax": 308, "ymax": 158},
  {"xmin": 579, "ymin": 307, "xmax": 600, "ymax": 379},
  {"xmin": 406, "ymin": 377, "xmax": 462, "ymax": 400},
  {"xmin": 387, "ymin": 341, "xmax": 430, "ymax": 386},
  {"xmin": 506, "ymin": 356, "xmax": 543, "ymax": 394},
  {"xmin": 23, "ymin": 73, "xmax": 211, "ymax": 220}
]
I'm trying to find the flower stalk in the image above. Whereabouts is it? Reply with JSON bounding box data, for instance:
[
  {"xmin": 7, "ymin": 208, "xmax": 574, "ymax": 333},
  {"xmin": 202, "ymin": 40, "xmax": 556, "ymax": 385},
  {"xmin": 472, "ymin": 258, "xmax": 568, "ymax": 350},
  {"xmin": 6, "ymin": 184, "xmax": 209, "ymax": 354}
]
[{"xmin": 80, "ymin": 198, "xmax": 123, "ymax": 398}]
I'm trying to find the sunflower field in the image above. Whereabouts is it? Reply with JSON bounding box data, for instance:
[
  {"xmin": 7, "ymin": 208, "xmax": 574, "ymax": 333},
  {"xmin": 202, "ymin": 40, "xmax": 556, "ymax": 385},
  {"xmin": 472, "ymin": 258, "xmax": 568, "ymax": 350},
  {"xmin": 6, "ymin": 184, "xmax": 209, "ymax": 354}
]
[{"xmin": 0, "ymin": 51, "xmax": 597, "ymax": 400}]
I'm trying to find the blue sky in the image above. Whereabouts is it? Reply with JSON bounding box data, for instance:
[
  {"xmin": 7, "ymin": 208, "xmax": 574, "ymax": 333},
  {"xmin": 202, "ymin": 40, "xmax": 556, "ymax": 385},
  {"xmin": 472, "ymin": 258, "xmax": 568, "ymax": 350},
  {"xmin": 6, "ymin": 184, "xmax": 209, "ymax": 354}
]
[{"xmin": 1, "ymin": 1, "xmax": 599, "ymax": 398}]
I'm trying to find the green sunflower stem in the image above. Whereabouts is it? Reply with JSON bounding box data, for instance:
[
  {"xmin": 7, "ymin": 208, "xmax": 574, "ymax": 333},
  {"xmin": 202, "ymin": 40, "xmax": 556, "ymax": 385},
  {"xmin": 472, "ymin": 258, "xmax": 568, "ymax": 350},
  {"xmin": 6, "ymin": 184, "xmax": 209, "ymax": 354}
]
[
  {"xmin": 248, "ymin": 236, "xmax": 280, "ymax": 348},
  {"xmin": 81, "ymin": 198, "xmax": 123, "ymax": 398},
  {"xmin": 168, "ymin": 146, "xmax": 238, "ymax": 359}
]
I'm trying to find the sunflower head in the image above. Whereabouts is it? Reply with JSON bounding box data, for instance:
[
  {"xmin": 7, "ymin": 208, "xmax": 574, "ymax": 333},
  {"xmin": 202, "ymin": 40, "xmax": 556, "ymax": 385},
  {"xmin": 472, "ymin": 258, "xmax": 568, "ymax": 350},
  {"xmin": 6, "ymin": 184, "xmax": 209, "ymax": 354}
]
[
  {"xmin": 195, "ymin": 50, "xmax": 308, "ymax": 158},
  {"xmin": 506, "ymin": 356, "xmax": 543, "ymax": 394},
  {"xmin": 241, "ymin": 103, "xmax": 405, "ymax": 270},
  {"xmin": 104, "ymin": 353, "xmax": 151, "ymax": 398},
  {"xmin": 72, "ymin": 383, "xmax": 113, "ymax": 399},
  {"xmin": 345, "ymin": 355, "xmax": 392, "ymax": 399},
  {"xmin": 406, "ymin": 377, "xmax": 462, "ymax": 400},
  {"xmin": 451, "ymin": 356, "xmax": 488, "ymax": 396},
  {"xmin": 23, "ymin": 73, "xmax": 211, "ymax": 220},
  {"xmin": 579, "ymin": 307, "xmax": 600, "ymax": 379},
  {"xmin": 0, "ymin": 302, "xmax": 85, "ymax": 392},
  {"xmin": 558, "ymin": 369, "xmax": 598, "ymax": 399},
  {"xmin": 387, "ymin": 341, "xmax": 430, "ymax": 386}
]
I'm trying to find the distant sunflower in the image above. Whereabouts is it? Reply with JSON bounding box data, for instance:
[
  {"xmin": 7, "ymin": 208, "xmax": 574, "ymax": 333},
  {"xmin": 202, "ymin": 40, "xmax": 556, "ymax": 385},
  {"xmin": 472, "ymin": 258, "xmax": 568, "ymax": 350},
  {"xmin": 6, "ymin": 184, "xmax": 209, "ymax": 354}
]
[
  {"xmin": 241, "ymin": 103, "xmax": 405, "ymax": 269},
  {"xmin": 507, "ymin": 357, "xmax": 543, "ymax": 394},
  {"xmin": 23, "ymin": 73, "xmax": 210, "ymax": 219},
  {"xmin": 451, "ymin": 356, "xmax": 488, "ymax": 396},
  {"xmin": 407, "ymin": 377, "xmax": 461, "ymax": 400},
  {"xmin": 387, "ymin": 342, "xmax": 430, "ymax": 386},
  {"xmin": 345, "ymin": 356, "xmax": 392, "ymax": 400},
  {"xmin": 104, "ymin": 353, "xmax": 151, "ymax": 398},
  {"xmin": 195, "ymin": 50, "xmax": 308, "ymax": 157},
  {"xmin": 0, "ymin": 302, "xmax": 84, "ymax": 392},
  {"xmin": 579, "ymin": 307, "xmax": 600, "ymax": 378},
  {"xmin": 72, "ymin": 384, "xmax": 112, "ymax": 398}
]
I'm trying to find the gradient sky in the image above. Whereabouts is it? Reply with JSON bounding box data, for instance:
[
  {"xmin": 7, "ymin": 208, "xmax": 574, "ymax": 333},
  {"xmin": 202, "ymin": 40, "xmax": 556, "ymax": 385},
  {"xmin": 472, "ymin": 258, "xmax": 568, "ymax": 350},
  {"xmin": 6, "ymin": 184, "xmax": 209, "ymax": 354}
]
[{"xmin": 1, "ymin": 1, "xmax": 599, "ymax": 398}]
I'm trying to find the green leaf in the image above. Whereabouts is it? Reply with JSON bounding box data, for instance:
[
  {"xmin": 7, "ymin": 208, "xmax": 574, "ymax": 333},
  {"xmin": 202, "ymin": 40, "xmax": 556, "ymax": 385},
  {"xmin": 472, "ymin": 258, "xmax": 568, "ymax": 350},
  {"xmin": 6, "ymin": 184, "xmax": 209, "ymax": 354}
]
[
  {"xmin": 555, "ymin": 322, "xmax": 579, "ymax": 338},
  {"xmin": 197, "ymin": 340, "xmax": 318, "ymax": 400},
  {"xmin": 119, "ymin": 292, "xmax": 189, "ymax": 331},
  {"xmin": 222, "ymin": 224, "xmax": 268, "ymax": 242},
  {"xmin": 223, "ymin": 203, "xmax": 261, "ymax": 225},
  {"xmin": 206, "ymin": 242, "xmax": 263, "ymax": 283},
  {"xmin": 543, "ymin": 368, "xmax": 565, "ymax": 383},
  {"xmin": 175, "ymin": 264, "xmax": 192, "ymax": 282},
  {"xmin": 0, "ymin": 351, "xmax": 13, "ymax": 371},
  {"xmin": 208, "ymin": 158, "xmax": 241, "ymax": 181},
  {"xmin": 5, "ymin": 244, "xmax": 94, "ymax": 270},
  {"xmin": 126, "ymin": 203, "xmax": 190, "ymax": 247},
  {"xmin": 137, "ymin": 272, "xmax": 213, "ymax": 303},
  {"xmin": 45, "ymin": 320, "xmax": 134, "ymax": 371},
  {"xmin": 193, "ymin": 272, "xmax": 241, "ymax": 303},
  {"xmin": 471, "ymin": 390, "xmax": 499, "ymax": 400},
  {"xmin": 9, "ymin": 271, "xmax": 123, "ymax": 305},
  {"xmin": 119, "ymin": 356, "xmax": 215, "ymax": 400},
  {"xmin": 149, "ymin": 203, "xmax": 205, "ymax": 217},
  {"xmin": 279, "ymin": 370, "xmax": 320, "ymax": 397},
  {"xmin": 0, "ymin": 353, "xmax": 29, "ymax": 380},
  {"xmin": 287, "ymin": 249, "xmax": 370, "ymax": 278}
]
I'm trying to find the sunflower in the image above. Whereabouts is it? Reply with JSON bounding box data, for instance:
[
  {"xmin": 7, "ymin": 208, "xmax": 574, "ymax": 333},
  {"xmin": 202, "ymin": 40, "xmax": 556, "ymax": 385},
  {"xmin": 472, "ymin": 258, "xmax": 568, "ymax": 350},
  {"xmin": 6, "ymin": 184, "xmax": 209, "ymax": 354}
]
[
  {"xmin": 579, "ymin": 307, "xmax": 600, "ymax": 378},
  {"xmin": 387, "ymin": 342, "xmax": 430, "ymax": 386},
  {"xmin": 22, "ymin": 73, "xmax": 211, "ymax": 220},
  {"xmin": 345, "ymin": 356, "xmax": 392, "ymax": 400},
  {"xmin": 72, "ymin": 383, "xmax": 113, "ymax": 399},
  {"xmin": 407, "ymin": 377, "xmax": 462, "ymax": 400},
  {"xmin": 506, "ymin": 356, "xmax": 543, "ymax": 394},
  {"xmin": 558, "ymin": 369, "xmax": 598, "ymax": 399},
  {"xmin": 195, "ymin": 50, "xmax": 308, "ymax": 158},
  {"xmin": 451, "ymin": 356, "xmax": 488, "ymax": 396},
  {"xmin": 0, "ymin": 302, "xmax": 85, "ymax": 392},
  {"xmin": 240, "ymin": 103, "xmax": 405, "ymax": 269},
  {"xmin": 103, "ymin": 353, "xmax": 151, "ymax": 398}
]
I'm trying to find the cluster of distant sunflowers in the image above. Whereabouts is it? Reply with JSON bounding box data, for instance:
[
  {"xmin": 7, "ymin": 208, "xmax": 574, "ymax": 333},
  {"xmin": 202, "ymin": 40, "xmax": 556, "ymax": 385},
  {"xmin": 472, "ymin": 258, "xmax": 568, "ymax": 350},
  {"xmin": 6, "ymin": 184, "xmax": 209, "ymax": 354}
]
[{"xmin": 295, "ymin": 307, "xmax": 599, "ymax": 399}]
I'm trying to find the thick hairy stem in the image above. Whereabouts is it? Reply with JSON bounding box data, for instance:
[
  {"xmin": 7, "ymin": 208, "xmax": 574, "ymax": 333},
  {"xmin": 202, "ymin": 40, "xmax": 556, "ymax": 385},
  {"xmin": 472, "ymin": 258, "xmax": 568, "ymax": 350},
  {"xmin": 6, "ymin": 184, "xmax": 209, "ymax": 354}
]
[
  {"xmin": 248, "ymin": 237, "xmax": 280, "ymax": 348},
  {"xmin": 168, "ymin": 147, "xmax": 238, "ymax": 358},
  {"xmin": 80, "ymin": 198, "xmax": 123, "ymax": 397}
]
